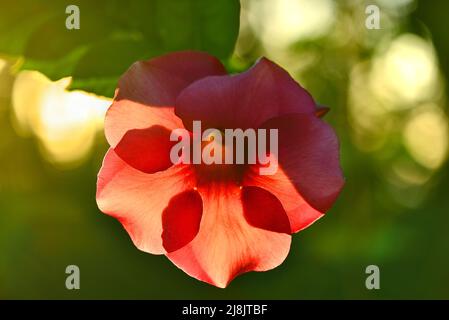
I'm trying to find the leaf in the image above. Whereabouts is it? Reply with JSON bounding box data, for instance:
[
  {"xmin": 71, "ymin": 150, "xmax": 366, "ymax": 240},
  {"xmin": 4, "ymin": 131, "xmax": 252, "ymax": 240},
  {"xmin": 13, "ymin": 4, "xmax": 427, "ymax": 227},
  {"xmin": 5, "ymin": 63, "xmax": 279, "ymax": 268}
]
[
  {"xmin": 19, "ymin": 47, "xmax": 87, "ymax": 81},
  {"xmin": 69, "ymin": 77, "xmax": 119, "ymax": 98},
  {"xmin": 23, "ymin": 12, "xmax": 111, "ymax": 60},
  {"xmin": 71, "ymin": 37, "xmax": 151, "ymax": 96},
  {"xmin": 0, "ymin": 1, "xmax": 54, "ymax": 55},
  {"xmin": 141, "ymin": 0, "xmax": 240, "ymax": 58},
  {"xmin": 0, "ymin": 0, "xmax": 241, "ymax": 97}
]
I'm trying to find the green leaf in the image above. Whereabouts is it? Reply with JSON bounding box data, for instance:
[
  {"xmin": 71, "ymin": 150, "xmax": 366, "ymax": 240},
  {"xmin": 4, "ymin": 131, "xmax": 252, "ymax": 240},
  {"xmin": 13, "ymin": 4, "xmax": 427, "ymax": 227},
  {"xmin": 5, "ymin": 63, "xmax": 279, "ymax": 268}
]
[
  {"xmin": 19, "ymin": 47, "xmax": 88, "ymax": 81},
  {"xmin": 23, "ymin": 12, "xmax": 111, "ymax": 61},
  {"xmin": 0, "ymin": 1, "xmax": 55, "ymax": 55},
  {"xmin": 70, "ymin": 77, "xmax": 119, "ymax": 98},
  {"xmin": 0, "ymin": 0, "xmax": 241, "ymax": 97},
  {"xmin": 139, "ymin": 0, "xmax": 240, "ymax": 58},
  {"xmin": 71, "ymin": 37, "xmax": 151, "ymax": 96}
]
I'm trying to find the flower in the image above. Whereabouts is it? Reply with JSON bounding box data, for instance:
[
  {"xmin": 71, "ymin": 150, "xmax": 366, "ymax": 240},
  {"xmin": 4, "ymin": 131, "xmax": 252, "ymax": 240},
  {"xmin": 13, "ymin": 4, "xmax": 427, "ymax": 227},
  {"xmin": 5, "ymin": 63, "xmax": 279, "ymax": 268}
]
[{"xmin": 96, "ymin": 51, "xmax": 344, "ymax": 288}]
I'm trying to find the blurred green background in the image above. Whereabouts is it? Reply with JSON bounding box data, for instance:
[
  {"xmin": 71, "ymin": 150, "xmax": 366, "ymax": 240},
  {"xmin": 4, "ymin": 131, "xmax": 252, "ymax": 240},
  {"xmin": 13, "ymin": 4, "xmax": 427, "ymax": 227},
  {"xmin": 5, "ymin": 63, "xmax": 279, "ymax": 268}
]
[{"xmin": 1, "ymin": 0, "xmax": 448, "ymax": 299}]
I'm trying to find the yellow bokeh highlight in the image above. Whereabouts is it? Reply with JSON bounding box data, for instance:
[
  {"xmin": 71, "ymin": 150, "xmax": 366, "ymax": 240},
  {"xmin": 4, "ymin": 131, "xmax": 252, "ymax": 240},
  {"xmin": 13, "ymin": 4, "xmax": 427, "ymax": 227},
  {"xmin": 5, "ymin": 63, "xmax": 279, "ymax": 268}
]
[
  {"xmin": 245, "ymin": 0, "xmax": 335, "ymax": 49},
  {"xmin": 403, "ymin": 105, "xmax": 449, "ymax": 169},
  {"xmin": 12, "ymin": 71, "xmax": 111, "ymax": 166},
  {"xmin": 370, "ymin": 34, "xmax": 440, "ymax": 108}
]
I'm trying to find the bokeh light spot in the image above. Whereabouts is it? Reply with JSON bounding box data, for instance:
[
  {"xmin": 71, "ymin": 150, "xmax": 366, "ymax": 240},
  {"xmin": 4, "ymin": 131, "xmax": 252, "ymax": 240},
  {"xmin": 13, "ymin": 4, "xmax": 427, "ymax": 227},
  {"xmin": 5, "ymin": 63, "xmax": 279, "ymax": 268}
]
[
  {"xmin": 12, "ymin": 71, "xmax": 111, "ymax": 166},
  {"xmin": 403, "ymin": 105, "xmax": 449, "ymax": 169}
]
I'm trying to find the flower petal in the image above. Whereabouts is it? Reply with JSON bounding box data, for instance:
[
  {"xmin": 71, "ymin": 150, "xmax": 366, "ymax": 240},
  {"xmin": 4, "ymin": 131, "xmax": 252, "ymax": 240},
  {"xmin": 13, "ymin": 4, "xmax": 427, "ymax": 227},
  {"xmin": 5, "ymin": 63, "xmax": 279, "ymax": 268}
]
[
  {"xmin": 105, "ymin": 100, "xmax": 182, "ymax": 148},
  {"xmin": 244, "ymin": 165, "xmax": 325, "ymax": 233},
  {"xmin": 175, "ymin": 57, "xmax": 316, "ymax": 131},
  {"xmin": 96, "ymin": 148, "xmax": 196, "ymax": 254},
  {"xmin": 114, "ymin": 125, "xmax": 176, "ymax": 174},
  {"xmin": 105, "ymin": 51, "xmax": 227, "ymax": 147},
  {"xmin": 241, "ymin": 186, "xmax": 291, "ymax": 234},
  {"xmin": 167, "ymin": 184, "xmax": 291, "ymax": 288},
  {"xmin": 243, "ymin": 113, "xmax": 344, "ymax": 232},
  {"xmin": 162, "ymin": 190, "xmax": 203, "ymax": 253}
]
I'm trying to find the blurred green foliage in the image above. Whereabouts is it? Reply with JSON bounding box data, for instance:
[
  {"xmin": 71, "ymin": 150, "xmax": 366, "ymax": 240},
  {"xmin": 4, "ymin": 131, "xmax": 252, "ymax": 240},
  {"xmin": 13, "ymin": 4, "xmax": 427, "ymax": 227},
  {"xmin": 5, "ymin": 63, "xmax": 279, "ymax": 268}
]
[{"xmin": 0, "ymin": 0, "xmax": 240, "ymax": 96}]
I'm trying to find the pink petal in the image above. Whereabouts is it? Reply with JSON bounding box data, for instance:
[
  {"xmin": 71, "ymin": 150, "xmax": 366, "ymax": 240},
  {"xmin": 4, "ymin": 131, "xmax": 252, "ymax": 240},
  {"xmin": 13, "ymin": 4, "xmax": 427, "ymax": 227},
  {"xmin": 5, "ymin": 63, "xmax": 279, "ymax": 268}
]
[
  {"xmin": 243, "ymin": 113, "xmax": 344, "ymax": 233},
  {"xmin": 96, "ymin": 149, "xmax": 197, "ymax": 254},
  {"xmin": 175, "ymin": 57, "xmax": 316, "ymax": 131},
  {"xmin": 105, "ymin": 100, "xmax": 182, "ymax": 148},
  {"xmin": 243, "ymin": 166, "xmax": 325, "ymax": 233},
  {"xmin": 105, "ymin": 51, "xmax": 227, "ymax": 147},
  {"xmin": 167, "ymin": 184, "xmax": 291, "ymax": 288},
  {"xmin": 241, "ymin": 186, "xmax": 291, "ymax": 234},
  {"xmin": 114, "ymin": 126, "xmax": 176, "ymax": 174},
  {"xmin": 162, "ymin": 190, "xmax": 203, "ymax": 253}
]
